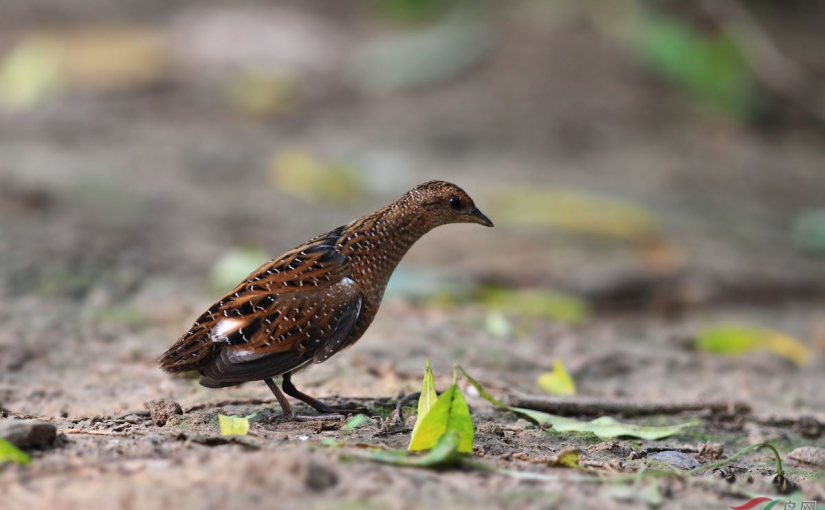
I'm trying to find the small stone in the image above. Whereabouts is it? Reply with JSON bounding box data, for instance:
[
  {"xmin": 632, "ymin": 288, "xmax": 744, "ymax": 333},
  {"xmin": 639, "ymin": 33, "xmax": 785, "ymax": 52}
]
[
  {"xmin": 698, "ymin": 442, "xmax": 724, "ymax": 460},
  {"xmin": 649, "ymin": 451, "xmax": 701, "ymax": 470},
  {"xmin": 795, "ymin": 416, "xmax": 823, "ymax": 438},
  {"xmin": 0, "ymin": 420, "xmax": 57, "ymax": 449},
  {"xmin": 146, "ymin": 399, "xmax": 183, "ymax": 427},
  {"xmin": 121, "ymin": 414, "xmax": 142, "ymax": 424},
  {"xmin": 788, "ymin": 446, "xmax": 825, "ymax": 468},
  {"xmin": 512, "ymin": 419, "xmax": 535, "ymax": 430},
  {"xmin": 476, "ymin": 422, "xmax": 504, "ymax": 436},
  {"xmin": 304, "ymin": 460, "xmax": 338, "ymax": 491}
]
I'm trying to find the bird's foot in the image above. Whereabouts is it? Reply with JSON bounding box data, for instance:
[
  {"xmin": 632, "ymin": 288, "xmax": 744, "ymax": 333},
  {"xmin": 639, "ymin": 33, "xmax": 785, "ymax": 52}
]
[{"xmin": 313, "ymin": 401, "xmax": 376, "ymax": 418}]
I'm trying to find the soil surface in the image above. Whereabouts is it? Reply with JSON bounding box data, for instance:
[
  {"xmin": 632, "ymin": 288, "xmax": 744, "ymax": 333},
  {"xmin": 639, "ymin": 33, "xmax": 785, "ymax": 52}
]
[{"xmin": 1, "ymin": 2, "xmax": 824, "ymax": 509}]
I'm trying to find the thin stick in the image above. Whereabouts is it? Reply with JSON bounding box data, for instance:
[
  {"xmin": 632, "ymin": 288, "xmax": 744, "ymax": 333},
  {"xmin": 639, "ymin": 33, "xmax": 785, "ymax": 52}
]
[
  {"xmin": 61, "ymin": 429, "xmax": 142, "ymax": 437},
  {"xmin": 508, "ymin": 395, "xmax": 751, "ymax": 417}
]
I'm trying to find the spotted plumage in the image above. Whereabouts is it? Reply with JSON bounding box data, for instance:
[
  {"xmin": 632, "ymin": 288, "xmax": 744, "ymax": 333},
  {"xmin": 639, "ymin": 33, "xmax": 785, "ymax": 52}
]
[{"xmin": 159, "ymin": 180, "xmax": 493, "ymax": 420}]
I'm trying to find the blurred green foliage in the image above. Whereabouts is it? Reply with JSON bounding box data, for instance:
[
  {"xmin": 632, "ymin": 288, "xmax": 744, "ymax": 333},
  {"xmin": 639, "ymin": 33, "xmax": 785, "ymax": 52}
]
[
  {"xmin": 634, "ymin": 15, "xmax": 757, "ymax": 119},
  {"xmin": 370, "ymin": 0, "xmax": 457, "ymax": 21}
]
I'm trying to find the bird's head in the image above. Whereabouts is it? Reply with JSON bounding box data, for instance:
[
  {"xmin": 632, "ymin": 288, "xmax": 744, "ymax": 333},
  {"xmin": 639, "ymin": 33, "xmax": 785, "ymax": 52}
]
[{"xmin": 405, "ymin": 180, "xmax": 494, "ymax": 228}]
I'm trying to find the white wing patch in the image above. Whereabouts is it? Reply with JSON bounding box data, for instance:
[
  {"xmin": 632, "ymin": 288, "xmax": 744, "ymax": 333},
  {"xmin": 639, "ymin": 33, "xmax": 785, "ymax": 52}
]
[{"xmin": 210, "ymin": 318, "xmax": 244, "ymax": 343}]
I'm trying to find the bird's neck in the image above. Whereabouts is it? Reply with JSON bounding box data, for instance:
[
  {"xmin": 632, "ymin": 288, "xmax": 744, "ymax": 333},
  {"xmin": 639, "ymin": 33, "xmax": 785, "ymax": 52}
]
[{"xmin": 341, "ymin": 203, "xmax": 433, "ymax": 264}]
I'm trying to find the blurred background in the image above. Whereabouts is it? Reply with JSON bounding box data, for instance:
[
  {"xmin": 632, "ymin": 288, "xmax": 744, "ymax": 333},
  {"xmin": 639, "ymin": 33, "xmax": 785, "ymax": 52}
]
[{"xmin": 1, "ymin": 0, "xmax": 825, "ymax": 444}]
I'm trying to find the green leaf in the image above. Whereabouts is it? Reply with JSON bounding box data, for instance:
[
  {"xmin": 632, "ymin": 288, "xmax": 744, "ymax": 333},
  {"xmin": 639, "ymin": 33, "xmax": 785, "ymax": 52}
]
[
  {"xmin": 483, "ymin": 311, "xmax": 512, "ymax": 338},
  {"xmin": 459, "ymin": 366, "xmax": 696, "ymax": 440},
  {"xmin": 546, "ymin": 445, "xmax": 581, "ymax": 468},
  {"xmin": 697, "ymin": 324, "xmax": 809, "ymax": 366},
  {"xmin": 343, "ymin": 414, "xmax": 369, "ymax": 431},
  {"xmin": 0, "ymin": 438, "xmax": 31, "ymax": 465},
  {"xmin": 537, "ymin": 359, "xmax": 576, "ymax": 396},
  {"xmin": 410, "ymin": 359, "xmax": 438, "ymax": 439},
  {"xmin": 476, "ymin": 286, "xmax": 590, "ymax": 325},
  {"xmin": 634, "ymin": 15, "xmax": 755, "ymax": 119},
  {"xmin": 269, "ymin": 149, "xmax": 362, "ymax": 205},
  {"xmin": 358, "ymin": 431, "xmax": 464, "ymax": 468},
  {"xmin": 409, "ymin": 367, "xmax": 474, "ymax": 453},
  {"xmin": 218, "ymin": 414, "xmax": 250, "ymax": 436}
]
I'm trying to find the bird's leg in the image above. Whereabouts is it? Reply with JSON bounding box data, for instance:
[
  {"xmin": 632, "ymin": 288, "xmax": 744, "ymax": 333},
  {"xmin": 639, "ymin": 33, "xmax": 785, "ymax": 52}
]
[
  {"xmin": 264, "ymin": 378, "xmax": 344, "ymax": 422},
  {"xmin": 282, "ymin": 374, "xmax": 375, "ymax": 417}
]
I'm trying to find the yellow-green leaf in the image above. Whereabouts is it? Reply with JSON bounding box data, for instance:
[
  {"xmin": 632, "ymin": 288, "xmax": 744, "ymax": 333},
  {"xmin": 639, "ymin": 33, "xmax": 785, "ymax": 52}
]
[
  {"xmin": 459, "ymin": 366, "xmax": 696, "ymax": 441},
  {"xmin": 477, "ymin": 287, "xmax": 590, "ymax": 325},
  {"xmin": 0, "ymin": 438, "xmax": 31, "ymax": 465},
  {"xmin": 537, "ymin": 359, "xmax": 576, "ymax": 396},
  {"xmin": 485, "ymin": 188, "xmax": 659, "ymax": 241},
  {"xmin": 343, "ymin": 414, "xmax": 369, "ymax": 431},
  {"xmin": 697, "ymin": 325, "xmax": 809, "ymax": 366},
  {"xmin": 409, "ymin": 368, "xmax": 473, "ymax": 453},
  {"xmin": 218, "ymin": 414, "xmax": 250, "ymax": 436},
  {"xmin": 0, "ymin": 37, "xmax": 61, "ymax": 109},
  {"xmin": 483, "ymin": 311, "xmax": 512, "ymax": 338},
  {"xmin": 547, "ymin": 446, "xmax": 581, "ymax": 468},
  {"xmin": 226, "ymin": 69, "xmax": 300, "ymax": 117},
  {"xmin": 270, "ymin": 149, "xmax": 362, "ymax": 204},
  {"xmin": 411, "ymin": 359, "xmax": 438, "ymax": 439}
]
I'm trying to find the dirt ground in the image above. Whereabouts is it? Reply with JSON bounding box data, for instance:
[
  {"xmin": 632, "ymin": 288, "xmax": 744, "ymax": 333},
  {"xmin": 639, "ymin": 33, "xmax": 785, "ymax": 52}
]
[{"xmin": 1, "ymin": 1, "xmax": 825, "ymax": 509}]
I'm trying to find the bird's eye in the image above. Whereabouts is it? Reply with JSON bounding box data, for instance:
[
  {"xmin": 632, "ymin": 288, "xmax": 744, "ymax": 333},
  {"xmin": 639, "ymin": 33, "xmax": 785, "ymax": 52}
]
[{"xmin": 449, "ymin": 196, "xmax": 461, "ymax": 209}]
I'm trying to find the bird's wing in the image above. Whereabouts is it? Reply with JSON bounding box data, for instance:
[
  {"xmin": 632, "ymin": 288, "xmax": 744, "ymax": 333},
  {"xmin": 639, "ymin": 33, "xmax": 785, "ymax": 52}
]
[{"xmin": 159, "ymin": 241, "xmax": 359, "ymax": 379}]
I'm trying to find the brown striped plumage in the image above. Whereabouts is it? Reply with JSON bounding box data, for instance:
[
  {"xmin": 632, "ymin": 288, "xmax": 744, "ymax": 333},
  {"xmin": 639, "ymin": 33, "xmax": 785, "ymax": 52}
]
[{"xmin": 159, "ymin": 180, "xmax": 493, "ymax": 420}]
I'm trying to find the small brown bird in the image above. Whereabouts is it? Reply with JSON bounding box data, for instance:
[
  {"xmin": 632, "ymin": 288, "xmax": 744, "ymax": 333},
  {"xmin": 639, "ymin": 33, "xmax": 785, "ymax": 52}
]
[{"xmin": 159, "ymin": 180, "xmax": 493, "ymax": 420}]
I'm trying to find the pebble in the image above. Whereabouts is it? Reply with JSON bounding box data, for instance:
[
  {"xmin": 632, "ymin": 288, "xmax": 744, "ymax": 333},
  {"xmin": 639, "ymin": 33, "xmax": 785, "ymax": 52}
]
[
  {"xmin": 304, "ymin": 460, "xmax": 338, "ymax": 492},
  {"xmin": 649, "ymin": 451, "xmax": 701, "ymax": 470},
  {"xmin": 0, "ymin": 419, "xmax": 57, "ymax": 449},
  {"xmin": 789, "ymin": 446, "xmax": 825, "ymax": 468},
  {"xmin": 146, "ymin": 399, "xmax": 183, "ymax": 427}
]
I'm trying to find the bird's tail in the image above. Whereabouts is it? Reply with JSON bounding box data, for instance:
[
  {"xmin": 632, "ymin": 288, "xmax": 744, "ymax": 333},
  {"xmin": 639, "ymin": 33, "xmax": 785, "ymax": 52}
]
[{"xmin": 158, "ymin": 324, "xmax": 216, "ymax": 374}]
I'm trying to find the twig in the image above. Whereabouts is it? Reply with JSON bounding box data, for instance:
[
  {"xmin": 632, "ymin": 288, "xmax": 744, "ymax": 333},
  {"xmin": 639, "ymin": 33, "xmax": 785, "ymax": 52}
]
[
  {"xmin": 508, "ymin": 395, "xmax": 751, "ymax": 417},
  {"xmin": 60, "ymin": 429, "xmax": 142, "ymax": 437},
  {"xmin": 183, "ymin": 398, "xmax": 278, "ymax": 413}
]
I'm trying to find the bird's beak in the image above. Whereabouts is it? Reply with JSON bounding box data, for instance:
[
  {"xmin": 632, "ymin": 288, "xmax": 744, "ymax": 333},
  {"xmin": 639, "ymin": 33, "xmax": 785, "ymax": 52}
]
[{"xmin": 467, "ymin": 208, "xmax": 494, "ymax": 227}]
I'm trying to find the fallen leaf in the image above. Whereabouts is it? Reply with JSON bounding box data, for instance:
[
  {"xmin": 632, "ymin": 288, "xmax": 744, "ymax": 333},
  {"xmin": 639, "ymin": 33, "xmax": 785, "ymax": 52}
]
[
  {"xmin": 485, "ymin": 188, "xmax": 659, "ymax": 241},
  {"xmin": 410, "ymin": 359, "xmax": 438, "ymax": 440},
  {"xmin": 477, "ymin": 286, "xmax": 590, "ymax": 325},
  {"xmin": 218, "ymin": 415, "xmax": 250, "ymax": 436},
  {"xmin": 459, "ymin": 366, "xmax": 697, "ymax": 441},
  {"xmin": 226, "ymin": 69, "xmax": 300, "ymax": 117},
  {"xmin": 357, "ymin": 431, "xmax": 464, "ymax": 468},
  {"xmin": 544, "ymin": 445, "xmax": 581, "ymax": 468},
  {"xmin": 0, "ymin": 38, "xmax": 61, "ymax": 109},
  {"xmin": 270, "ymin": 149, "xmax": 362, "ymax": 204},
  {"xmin": 343, "ymin": 414, "xmax": 370, "ymax": 431},
  {"xmin": 696, "ymin": 324, "xmax": 809, "ymax": 366},
  {"xmin": 409, "ymin": 366, "xmax": 473, "ymax": 453},
  {"xmin": 0, "ymin": 438, "xmax": 31, "ymax": 465},
  {"xmin": 537, "ymin": 359, "xmax": 576, "ymax": 396},
  {"xmin": 0, "ymin": 27, "xmax": 168, "ymax": 110},
  {"xmin": 483, "ymin": 311, "xmax": 512, "ymax": 338}
]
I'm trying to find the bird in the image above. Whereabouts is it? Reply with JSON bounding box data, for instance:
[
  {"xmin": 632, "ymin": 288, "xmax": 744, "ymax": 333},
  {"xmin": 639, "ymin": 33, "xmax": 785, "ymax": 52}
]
[{"xmin": 159, "ymin": 180, "xmax": 493, "ymax": 421}]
